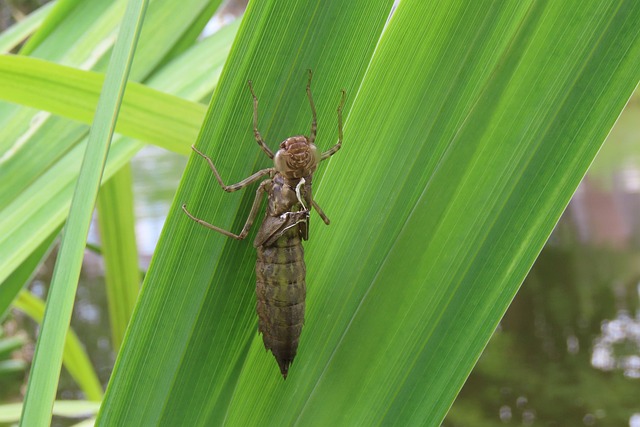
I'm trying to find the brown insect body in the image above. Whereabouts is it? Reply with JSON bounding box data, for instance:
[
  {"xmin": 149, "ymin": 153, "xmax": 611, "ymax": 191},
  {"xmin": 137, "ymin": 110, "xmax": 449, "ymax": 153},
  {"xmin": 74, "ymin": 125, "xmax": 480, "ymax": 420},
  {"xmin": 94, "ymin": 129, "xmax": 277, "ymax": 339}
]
[
  {"xmin": 182, "ymin": 71, "xmax": 344, "ymax": 378},
  {"xmin": 254, "ymin": 137, "xmax": 317, "ymax": 377}
]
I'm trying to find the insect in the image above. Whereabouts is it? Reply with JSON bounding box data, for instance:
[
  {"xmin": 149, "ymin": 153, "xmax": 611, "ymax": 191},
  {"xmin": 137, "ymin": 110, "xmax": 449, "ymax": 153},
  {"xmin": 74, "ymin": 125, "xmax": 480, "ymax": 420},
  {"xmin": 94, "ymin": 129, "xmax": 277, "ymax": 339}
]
[{"xmin": 182, "ymin": 70, "xmax": 345, "ymax": 378}]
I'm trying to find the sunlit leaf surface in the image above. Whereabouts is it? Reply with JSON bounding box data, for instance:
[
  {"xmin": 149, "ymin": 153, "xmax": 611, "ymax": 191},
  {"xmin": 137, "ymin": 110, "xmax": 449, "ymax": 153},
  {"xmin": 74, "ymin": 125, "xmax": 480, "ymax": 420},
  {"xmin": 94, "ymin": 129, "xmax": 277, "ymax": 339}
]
[{"xmin": 98, "ymin": 0, "xmax": 640, "ymax": 426}]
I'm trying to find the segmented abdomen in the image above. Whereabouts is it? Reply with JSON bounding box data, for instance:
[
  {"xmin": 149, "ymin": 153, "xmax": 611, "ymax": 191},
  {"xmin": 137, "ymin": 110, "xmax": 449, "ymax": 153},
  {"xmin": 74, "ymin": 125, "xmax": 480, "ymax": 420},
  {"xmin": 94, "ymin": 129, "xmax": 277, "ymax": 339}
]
[{"xmin": 255, "ymin": 228, "xmax": 306, "ymax": 379}]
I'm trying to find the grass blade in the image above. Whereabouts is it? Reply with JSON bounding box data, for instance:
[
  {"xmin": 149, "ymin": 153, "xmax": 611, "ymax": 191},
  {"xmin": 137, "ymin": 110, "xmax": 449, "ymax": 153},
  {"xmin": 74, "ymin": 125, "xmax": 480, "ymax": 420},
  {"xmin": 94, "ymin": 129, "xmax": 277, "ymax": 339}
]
[
  {"xmin": 19, "ymin": 0, "xmax": 149, "ymax": 424},
  {"xmin": 96, "ymin": 164, "xmax": 141, "ymax": 350},
  {"xmin": 0, "ymin": 401, "xmax": 100, "ymax": 424},
  {"xmin": 0, "ymin": 55, "xmax": 205, "ymax": 154},
  {"xmin": 19, "ymin": 0, "xmax": 89, "ymax": 55},
  {"xmin": 0, "ymin": 228, "xmax": 59, "ymax": 320},
  {"xmin": 0, "ymin": 2, "xmax": 55, "ymax": 53},
  {"xmin": 13, "ymin": 291, "xmax": 103, "ymax": 401}
]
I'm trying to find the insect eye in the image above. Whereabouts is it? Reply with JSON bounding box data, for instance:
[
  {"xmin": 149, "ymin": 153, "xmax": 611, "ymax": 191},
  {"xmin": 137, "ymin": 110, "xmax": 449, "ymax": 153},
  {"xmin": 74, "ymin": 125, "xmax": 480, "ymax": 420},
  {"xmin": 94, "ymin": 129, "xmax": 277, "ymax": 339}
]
[
  {"xmin": 274, "ymin": 151, "xmax": 287, "ymax": 171},
  {"xmin": 310, "ymin": 145, "xmax": 320, "ymax": 163}
]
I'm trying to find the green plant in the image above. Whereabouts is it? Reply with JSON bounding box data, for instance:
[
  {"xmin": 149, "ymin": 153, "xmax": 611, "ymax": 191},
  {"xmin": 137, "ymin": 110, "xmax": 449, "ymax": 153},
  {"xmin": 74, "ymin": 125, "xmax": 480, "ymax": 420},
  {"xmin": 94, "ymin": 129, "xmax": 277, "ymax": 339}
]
[{"xmin": 1, "ymin": 0, "xmax": 639, "ymax": 425}]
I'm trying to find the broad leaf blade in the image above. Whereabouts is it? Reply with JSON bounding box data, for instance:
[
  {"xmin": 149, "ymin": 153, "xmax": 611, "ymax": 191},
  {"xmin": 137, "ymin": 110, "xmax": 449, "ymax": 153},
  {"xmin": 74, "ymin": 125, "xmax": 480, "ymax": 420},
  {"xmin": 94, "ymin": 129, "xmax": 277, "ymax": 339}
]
[
  {"xmin": 97, "ymin": 0, "xmax": 396, "ymax": 424},
  {"xmin": 96, "ymin": 0, "xmax": 640, "ymax": 425},
  {"xmin": 281, "ymin": 1, "xmax": 640, "ymax": 425}
]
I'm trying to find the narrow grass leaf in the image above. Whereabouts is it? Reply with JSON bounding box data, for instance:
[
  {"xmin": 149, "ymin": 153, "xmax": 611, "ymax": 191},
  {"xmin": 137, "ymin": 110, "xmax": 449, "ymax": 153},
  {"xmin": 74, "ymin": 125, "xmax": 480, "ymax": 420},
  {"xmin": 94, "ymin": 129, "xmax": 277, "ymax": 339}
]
[
  {"xmin": 0, "ymin": 55, "xmax": 205, "ymax": 154},
  {"xmin": 0, "ymin": 2, "xmax": 55, "ymax": 54},
  {"xmin": 127, "ymin": 0, "xmax": 223, "ymax": 79},
  {"xmin": 19, "ymin": 0, "xmax": 149, "ymax": 424},
  {"xmin": 0, "ymin": 228, "xmax": 59, "ymax": 320},
  {"xmin": 13, "ymin": 291, "xmax": 103, "ymax": 401},
  {"xmin": 0, "ymin": 401, "xmax": 100, "ymax": 423},
  {"xmin": 0, "ymin": 359, "xmax": 25, "ymax": 378},
  {"xmin": 0, "ymin": 335, "xmax": 25, "ymax": 359},
  {"xmin": 0, "ymin": 0, "xmax": 235, "ymax": 281},
  {"xmin": 96, "ymin": 164, "xmax": 141, "ymax": 350},
  {"xmin": 156, "ymin": 0, "xmax": 226, "ymax": 68},
  {"xmin": 19, "ymin": 0, "xmax": 88, "ymax": 55}
]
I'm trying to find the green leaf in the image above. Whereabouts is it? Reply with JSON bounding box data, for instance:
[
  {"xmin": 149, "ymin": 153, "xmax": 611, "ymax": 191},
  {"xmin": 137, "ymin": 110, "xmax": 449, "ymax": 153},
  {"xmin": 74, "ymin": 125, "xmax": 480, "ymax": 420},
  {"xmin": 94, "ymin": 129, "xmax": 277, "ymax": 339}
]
[
  {"xmin": 0, "ymin": 1, "xmax": 233, "ymax": 421},
  {"xmin": 0, "ymin": 400, "xmax": 100, "ymax": 423},
  {"xmin": 0, "ymin": 227, "xmax": 59, "ymax": 320},
  {"xmin": 0, "ymin": 359, "xmax": 26, "ymax": 379},
  {"xmin": 128, "ymin": 0, "xmax": 224, "ymax": 79},
  {"xmin": 19, "ymin": 0, "xmax": 91, "ymax": 55},
  {"xmin": 0, "ymin": 0, "xmax": 229, "ymax": 290},
  {"xmin": 0, "ymin": 55, "xmax": 205, "ymax": 154},
  {"xmin": 13, "ymin": 291, "xmax": 103, "ymax": 401},
  {"xmin": 0, "ymin": 335, "xmax": 25, "ymax": 359},
  {"xmin": 0, "ymin": 1, "xmax": 55, "ymax": 54},
  {"xmin": 98, "ymin": 0, "xmax": 640, "ymax": 425},
  {"xmin": 97, "ymin": 165, "xmax": 141, "ymax": 350},
  {"xmin": 155, "ymin": 0, "xmax": 224, "ymax": 67},
  {"xmin": 236, "ymin": 2, "xmax": 640, "ymax": 425},
  {"xmin": 0, "ymin": 20, "xmax": 237, "ymax": 317},
  {"xmin": 19, "ymin": 0, "xmax": 149, "ymax": 424},
  {"xmin": 97, "ymin": 0, "xmax": 396, "ymax": 424}
]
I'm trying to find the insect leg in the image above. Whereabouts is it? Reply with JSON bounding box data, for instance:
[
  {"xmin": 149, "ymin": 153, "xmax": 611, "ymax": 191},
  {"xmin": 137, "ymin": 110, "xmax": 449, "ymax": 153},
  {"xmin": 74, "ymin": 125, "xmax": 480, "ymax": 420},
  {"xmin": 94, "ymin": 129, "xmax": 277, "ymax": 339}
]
[
  {"xmin": 248, "ymin": 80, "xmax": 274, "ymax": 159},
  {"xmin": 321, "ymin": 89, "xmax": 346, "ymax": 161},
  {"xmin": 191, "ymin": 145, "xmax": 274, "ymax": 192},
  {"xmin": 182, "ymin": 180, "xmax": 270, "ymax": 240},
  {"xmin": 311, "ymin": 200, "xmax": 330, "ymax": 225},
  {"xmin": 306, "ymin": 69, "xmax": 317, "ymax": 145}
]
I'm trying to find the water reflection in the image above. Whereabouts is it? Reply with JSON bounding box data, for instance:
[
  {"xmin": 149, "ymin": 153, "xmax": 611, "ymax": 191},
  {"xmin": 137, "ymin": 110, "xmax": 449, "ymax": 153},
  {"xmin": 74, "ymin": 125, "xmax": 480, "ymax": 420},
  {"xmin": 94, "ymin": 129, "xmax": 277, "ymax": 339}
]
[
  {"xmin": 592, "ymin": 309, "xmax": 640, "ymax": 378},
  {"xmin": 445, "ymin": 229, "xmax": 640, "ymax": 425},
  {"xmin": 130, "ymin": 145, "xmax": 186, "ymax": 264}
]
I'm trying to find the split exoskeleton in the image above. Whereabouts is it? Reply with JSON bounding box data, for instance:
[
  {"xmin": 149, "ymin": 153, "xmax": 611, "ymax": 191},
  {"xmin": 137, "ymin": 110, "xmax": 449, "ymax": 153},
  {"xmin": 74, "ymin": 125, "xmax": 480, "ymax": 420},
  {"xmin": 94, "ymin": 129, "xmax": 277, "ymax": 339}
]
[{"xmin": 182, "ymin": 70, "xmax": 345, "ymax": 378}]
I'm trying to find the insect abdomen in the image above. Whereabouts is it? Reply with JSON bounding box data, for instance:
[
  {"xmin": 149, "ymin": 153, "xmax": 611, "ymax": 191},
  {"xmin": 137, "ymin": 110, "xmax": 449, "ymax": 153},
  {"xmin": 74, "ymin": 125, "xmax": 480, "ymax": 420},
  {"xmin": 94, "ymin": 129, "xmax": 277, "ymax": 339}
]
[{"xmin": 255, "ymin": 228, "xmax": 306, "ymax": 379}]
